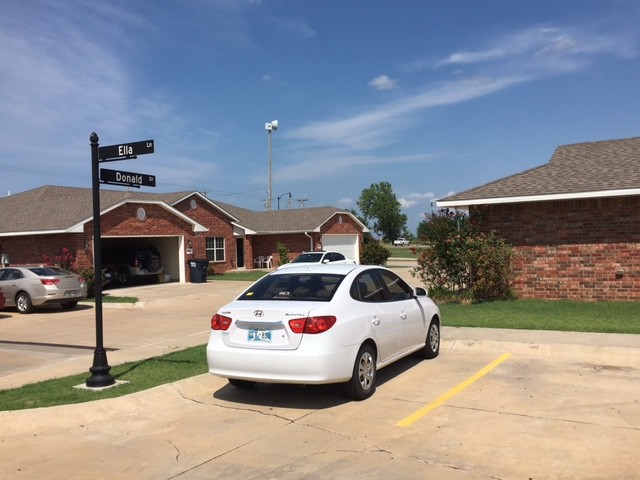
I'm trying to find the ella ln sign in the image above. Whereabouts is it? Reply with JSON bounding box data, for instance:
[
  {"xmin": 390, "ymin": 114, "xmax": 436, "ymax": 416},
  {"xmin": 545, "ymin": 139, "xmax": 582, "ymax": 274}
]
[{"xmin": 98, "ymin": 140, "xmax": 154, "ymax": 161}]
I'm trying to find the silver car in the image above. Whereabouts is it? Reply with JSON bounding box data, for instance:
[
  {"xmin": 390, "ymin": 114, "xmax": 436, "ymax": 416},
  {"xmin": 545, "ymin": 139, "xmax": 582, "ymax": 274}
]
[{"xmin": 0, "ymin": 266, "xmax": 87, "ymax": 314}]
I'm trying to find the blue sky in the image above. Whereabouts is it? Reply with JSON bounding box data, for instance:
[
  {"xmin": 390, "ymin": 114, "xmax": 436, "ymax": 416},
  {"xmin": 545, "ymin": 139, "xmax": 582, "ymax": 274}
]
[{"xmin": 1, "ymin": 1, "xmax": 639, "ymax": 233}]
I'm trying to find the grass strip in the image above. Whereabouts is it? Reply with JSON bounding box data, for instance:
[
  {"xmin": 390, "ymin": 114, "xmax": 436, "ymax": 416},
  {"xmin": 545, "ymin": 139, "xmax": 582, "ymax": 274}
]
[{"xmin": 0, "ymin": 345, "xmax": 208, "ymax": 411}]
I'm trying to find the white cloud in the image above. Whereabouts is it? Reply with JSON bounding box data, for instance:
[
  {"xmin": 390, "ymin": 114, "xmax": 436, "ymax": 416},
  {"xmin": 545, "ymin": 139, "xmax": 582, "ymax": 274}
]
[
  {"xmin": 398, "ymin": 192, "xmax": 436, "ymax": 209},
  {"xmin": 368, "ymin": 75, "xmax": 398, "ymax": 90}
]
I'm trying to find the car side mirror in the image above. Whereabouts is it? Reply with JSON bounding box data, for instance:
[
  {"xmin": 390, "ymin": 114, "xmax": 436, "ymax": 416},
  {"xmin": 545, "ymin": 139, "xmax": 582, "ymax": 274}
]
[{"xmin": 414, "ymin": 287, "xmax": 427, "ymax": 297}]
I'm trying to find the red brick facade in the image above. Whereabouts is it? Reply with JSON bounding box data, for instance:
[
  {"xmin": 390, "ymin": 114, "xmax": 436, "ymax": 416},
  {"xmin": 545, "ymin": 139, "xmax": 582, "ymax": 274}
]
[{"xmin": 471, "ymin": 196, "xmax": 640, "ymax": 301}]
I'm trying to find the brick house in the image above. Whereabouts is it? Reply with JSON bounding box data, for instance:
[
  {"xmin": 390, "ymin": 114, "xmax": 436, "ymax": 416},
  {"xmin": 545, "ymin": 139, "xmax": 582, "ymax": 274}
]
[
  {"xmin": 0, "ymin": 186, "xmax": 367, "ymax": 283},
  {"xmin": 437, "ymin": 137, "xmax": 640, "ymax": 301}
]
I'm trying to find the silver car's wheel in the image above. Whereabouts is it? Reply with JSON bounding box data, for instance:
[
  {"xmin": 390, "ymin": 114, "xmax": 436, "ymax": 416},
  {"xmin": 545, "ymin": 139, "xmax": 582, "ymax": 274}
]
[
  {"xmin": 345, "ymin": 344, "xmax": 376, "ymax": 400},
  {"xmin": 419, "ymin": 318, "xmax": 440, "ymax": 359},
  {"xmin": 16, "ymin": 292, "xmax": 34, "ymax": 314}
]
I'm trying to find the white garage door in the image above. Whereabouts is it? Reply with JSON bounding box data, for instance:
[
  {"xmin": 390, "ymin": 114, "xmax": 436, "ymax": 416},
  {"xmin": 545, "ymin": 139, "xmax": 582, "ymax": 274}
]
[{"xmin": 321, "ymin": 234, "xmax": 359, "ymax": 263}]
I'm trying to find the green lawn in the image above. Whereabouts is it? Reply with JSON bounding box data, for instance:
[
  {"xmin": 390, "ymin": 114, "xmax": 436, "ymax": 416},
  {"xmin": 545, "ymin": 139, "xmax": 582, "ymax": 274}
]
[
  {"xmin": 386, "ymin": 244, "xmax": 418, "ymax": 258},
  {"xmin": 441, "ymin": 299, "xmax": 640, "ymax": 334}
]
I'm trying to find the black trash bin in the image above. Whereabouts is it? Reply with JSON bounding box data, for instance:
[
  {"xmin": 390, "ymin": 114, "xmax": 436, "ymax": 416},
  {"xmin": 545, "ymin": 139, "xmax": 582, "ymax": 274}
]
[{"xmin": 189, "ymin": 259, "xmax": 209, "ymax": 283}]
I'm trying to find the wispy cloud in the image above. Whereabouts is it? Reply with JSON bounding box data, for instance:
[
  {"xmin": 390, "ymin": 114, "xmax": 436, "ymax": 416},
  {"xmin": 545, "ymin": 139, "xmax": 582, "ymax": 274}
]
[
  {"xmin": 436, "ymin": 25, "xmax": 637, "ymax": 72},
  {"xmin": 286, "ymin": 75, "xmax": 524, "ymax": 150}
]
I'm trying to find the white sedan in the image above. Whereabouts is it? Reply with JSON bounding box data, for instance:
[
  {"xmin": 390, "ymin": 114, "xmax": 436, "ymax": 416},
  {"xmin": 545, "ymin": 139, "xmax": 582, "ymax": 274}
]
[
  {"xmin": 276, "ymin": 251, "xmax": 356, "ymax": 269},
  {"xmin": 206, "ymin": 264, "xmax": 440, "ymax": 400}
]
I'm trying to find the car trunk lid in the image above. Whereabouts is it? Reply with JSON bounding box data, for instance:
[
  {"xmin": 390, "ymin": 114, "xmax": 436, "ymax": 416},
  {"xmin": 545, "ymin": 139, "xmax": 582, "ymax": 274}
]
[{"xmin": 220, "ymin": 302, "xmax": 315, "ymax": 350}]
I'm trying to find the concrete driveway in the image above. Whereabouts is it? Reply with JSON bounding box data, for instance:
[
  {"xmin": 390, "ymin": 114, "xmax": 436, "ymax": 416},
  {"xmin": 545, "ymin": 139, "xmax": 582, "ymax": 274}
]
[{"xmin": 1, "ymin": 270, "xmax": 639, "ymax": 479}]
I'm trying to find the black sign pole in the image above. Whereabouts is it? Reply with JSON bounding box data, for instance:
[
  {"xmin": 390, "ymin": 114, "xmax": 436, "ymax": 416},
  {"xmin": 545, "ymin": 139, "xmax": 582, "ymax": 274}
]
[{"xmin": 86, "ymin": 132, "xmax": 115, "ymax": 388}]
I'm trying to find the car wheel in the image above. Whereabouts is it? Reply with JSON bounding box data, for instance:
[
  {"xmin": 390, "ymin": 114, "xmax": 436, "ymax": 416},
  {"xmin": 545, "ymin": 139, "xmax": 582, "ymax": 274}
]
[
  {"xmin": 418, "ymin": 318, "xmax": 440, "ymax": 359},
  {"xmin": 118, "ymin": 271, "xmax": 130, "ymax": 285},
  {"xmin": 345, "ymin": 344, "xmax": 376, "ymax": 400},
  {"xmin": 228, "ymin": 378, "xmax": 257, "ymax": 389},
  {"xmin": 61, "ymin": 301, "xmax": 78, "ymax": 310},
  {"xmin": 16, "ymin": 292, "xmax": 34, "ymax": 314}
]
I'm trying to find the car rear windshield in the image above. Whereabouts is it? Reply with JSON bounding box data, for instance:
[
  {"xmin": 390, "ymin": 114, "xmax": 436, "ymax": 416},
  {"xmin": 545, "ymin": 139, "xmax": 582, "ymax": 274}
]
[
  {"xmin": 239, "ymin": 273, "xmax": 344, "ymax": 301},
  {"xmin": 28, "ymin": 267, "xmax": 72, "ymax": 276},
  {"xmin": 291, "ymin": 253, "xmax": 324, "ymax": 263}
]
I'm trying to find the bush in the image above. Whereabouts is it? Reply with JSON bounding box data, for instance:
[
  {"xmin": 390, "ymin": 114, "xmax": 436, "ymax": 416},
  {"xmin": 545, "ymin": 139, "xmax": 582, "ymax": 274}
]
[
  {"xmin": 79, "ymin": 268, "xmax": 96, "ymax": 298},
  {"xmin": 276, "ymin": 242, "xmax": 290, "ymax": 266},
  {"xmin": 360, "ymin": 242, "xmax": 391, "ymax": 265},
  {"xmin": 413, "ymin": 209, "xmax": 514, "ymax": 302}
]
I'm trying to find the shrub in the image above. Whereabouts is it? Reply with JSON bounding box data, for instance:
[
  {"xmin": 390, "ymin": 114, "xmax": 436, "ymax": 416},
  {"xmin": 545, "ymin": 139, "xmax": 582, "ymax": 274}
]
[
  {"xmin": 360, "ymin": 242, "xmax": 391, "ymax": 265},
  {"xmin": 413, "ymin": 209, "xmax": 514, "ymax": 302},
  {"xmin": 276, "ymin": 242, "xmax": 290, "ymax": 266}
]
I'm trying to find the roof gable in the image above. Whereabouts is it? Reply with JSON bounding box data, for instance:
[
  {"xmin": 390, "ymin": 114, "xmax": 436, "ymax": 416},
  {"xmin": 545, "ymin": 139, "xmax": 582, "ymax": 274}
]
[{"xmin": 438, "ymin": 137, "xmax": 640, "ymax": 207}]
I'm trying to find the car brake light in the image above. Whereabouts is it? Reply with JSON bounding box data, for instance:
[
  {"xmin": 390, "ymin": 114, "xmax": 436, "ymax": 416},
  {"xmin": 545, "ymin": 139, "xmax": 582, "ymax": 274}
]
[
  {"xmin": 289, "ymin": 316, "xmax": 336, "ymax": 334},
  {"xmin": 41, "ymin": 278, "xmax": 61, "ymax": 286},
  {"xmin": 211, "ymin": 314, "xmax": 232, "ymax": 331}
]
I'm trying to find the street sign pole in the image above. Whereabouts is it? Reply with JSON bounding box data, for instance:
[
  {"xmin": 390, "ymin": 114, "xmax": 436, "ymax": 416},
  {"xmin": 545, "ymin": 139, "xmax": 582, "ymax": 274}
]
[{"xmin": 86, "ymin": 132, "xmax": 115, "ymax": 388}]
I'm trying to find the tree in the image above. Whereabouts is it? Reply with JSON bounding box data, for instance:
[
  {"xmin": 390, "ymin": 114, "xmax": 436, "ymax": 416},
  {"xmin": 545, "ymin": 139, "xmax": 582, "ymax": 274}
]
[{"xmin": 357, "ymin": 182, "xmax": 407, "ymax": 242}]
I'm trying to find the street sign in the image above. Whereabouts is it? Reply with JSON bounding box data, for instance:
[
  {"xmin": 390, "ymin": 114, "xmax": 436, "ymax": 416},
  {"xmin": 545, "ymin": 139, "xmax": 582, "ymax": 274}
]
[
  {"xmin": 100, "ymin": 168, "xmax": 156, "ymax": 188},
  {"xmin": 98, "ymin": 139, "xmax": 154, "ymax": 161}
]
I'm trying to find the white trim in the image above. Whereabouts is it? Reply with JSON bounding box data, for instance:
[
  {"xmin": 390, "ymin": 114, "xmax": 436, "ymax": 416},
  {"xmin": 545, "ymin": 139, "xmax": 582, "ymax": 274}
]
[{"xmin": 436, "ymin": 188, "xmax": 640, "ymax": 208}]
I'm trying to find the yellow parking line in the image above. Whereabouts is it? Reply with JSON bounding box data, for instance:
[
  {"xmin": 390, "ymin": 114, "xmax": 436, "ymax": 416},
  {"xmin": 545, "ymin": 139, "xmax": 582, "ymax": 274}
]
[{"xmin": 397, "ymin": 353, "xmax": 512, "ymax": 427}]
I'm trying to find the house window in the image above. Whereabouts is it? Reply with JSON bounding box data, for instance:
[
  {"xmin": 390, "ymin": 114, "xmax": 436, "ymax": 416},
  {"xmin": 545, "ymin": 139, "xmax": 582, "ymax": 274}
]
[{"xmin": 206, "ymin": 237, "xmax": 225, "ymax": 262}]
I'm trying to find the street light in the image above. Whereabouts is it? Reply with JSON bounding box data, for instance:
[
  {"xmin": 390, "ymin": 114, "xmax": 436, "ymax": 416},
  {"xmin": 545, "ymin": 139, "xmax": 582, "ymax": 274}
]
[
  {"xmin": 265, "ymin": 120, "xmax": 278, "ymax": 210},
  {"xmin": 278, "ymin": 191, "xmax": 291, "ymax": 210}
]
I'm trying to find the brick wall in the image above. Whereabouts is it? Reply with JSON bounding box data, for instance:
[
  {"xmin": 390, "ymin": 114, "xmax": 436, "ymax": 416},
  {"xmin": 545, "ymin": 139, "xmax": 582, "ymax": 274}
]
[
  {"xmin": 0, "ymin": 233, "xmax": 88, "ymax": 269},
  {"xmin": 173, "ymin": 197, "xmax": 236, "ymax": 273},
  {"xmin": 472, "ymin": 196, "xmax": 640, "ymax": 301}
]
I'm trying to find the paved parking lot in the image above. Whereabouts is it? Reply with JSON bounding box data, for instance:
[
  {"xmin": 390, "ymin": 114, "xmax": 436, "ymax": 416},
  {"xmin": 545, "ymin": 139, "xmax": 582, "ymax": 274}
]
[{"xmin": 1, "ymin": 272, "xmax": 639, "ymax": 479}]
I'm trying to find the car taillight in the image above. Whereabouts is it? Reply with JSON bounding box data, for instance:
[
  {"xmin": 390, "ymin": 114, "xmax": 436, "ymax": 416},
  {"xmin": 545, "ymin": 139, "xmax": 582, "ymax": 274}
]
[
  {"xmin": 41, "ymin": 278, "xmax": 61, "ymax": 286},
  {"xmin": 289, "ymin": 316, "xmax": 337, "ymax": 334},
  {"xmin": 211, "ymin": 314, "xmax": 232, "ymax": 331}
]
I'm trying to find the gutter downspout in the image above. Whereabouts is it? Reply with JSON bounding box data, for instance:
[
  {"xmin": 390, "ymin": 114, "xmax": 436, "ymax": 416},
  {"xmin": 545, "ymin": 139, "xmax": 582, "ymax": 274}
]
[{"xmin": 304, "ymin": 231, "xmax": 314, "ymax": 251}]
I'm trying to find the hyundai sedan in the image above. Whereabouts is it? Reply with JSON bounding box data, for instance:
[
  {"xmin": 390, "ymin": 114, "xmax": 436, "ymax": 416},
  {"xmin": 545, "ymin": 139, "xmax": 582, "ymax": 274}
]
[
  {"xmin": 206, "ymin": 264, "xmax": 440, "ymax": 400},
  {"xmin": 0, "ymin": 266, "xmax": 87, "ymax": 314}
]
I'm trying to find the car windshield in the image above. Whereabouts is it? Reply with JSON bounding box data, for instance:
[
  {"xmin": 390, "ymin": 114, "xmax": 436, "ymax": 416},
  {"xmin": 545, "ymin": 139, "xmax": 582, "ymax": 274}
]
[
  {"xmin": 239, "ymin": 273, "xmax": 344, "ymax": 301},
  {"xmin": 28, "ymin": 267, "xmax": 71, "ymax": 276}
]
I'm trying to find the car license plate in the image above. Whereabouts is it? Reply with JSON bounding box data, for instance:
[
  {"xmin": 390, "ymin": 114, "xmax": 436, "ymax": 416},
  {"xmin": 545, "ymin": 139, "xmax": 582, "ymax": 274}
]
[
  {"xmin": 248, "ymin": 329, "xmax": 271, "ymax": 342},
  {"xmin": 64, "ymin": 290, "xmax": 79, "ymax": 297}
]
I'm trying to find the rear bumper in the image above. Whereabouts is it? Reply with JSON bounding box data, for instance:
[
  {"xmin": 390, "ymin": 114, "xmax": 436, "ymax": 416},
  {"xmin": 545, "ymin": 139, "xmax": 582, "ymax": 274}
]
[{"xmin": 206, "ymin": 332, "xmax": 358, "ymax": 385}]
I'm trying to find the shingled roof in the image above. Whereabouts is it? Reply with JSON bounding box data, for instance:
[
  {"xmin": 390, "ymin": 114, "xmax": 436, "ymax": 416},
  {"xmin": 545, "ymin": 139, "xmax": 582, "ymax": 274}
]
[
  {"xmin": 0, "ymin": 185, "xmax": 365, "ymax": 236},
  {"xmin": 437, "ymin": 137, "xmax": 640, "ymax": 207}
]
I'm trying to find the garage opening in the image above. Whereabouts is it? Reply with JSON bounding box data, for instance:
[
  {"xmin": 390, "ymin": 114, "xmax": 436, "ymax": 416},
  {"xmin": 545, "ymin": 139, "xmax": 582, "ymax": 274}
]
[{"xmin": 101, "ymin": 237, "xmax": 181, "ymax": 286}]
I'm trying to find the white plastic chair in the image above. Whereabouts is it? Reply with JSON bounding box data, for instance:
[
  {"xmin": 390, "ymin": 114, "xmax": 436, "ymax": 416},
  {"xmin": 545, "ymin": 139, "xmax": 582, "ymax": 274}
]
[
  {"xmin": 262, "ymin": 255, "xmax": 273, "ymax": 268},
  {"xmin": 253, "ymin": 256, "xmax": 264, "ymax": 268}
]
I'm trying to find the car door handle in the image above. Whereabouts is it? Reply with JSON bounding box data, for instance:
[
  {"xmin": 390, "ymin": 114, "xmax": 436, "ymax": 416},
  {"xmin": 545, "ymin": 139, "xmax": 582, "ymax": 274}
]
[
  {"xmin": 371, "ymin": 316, "xmax": 380, "ymax": 326},
  {"xmin": 400, "ymin": 312, "xmax": 407, "ymax": 320}
]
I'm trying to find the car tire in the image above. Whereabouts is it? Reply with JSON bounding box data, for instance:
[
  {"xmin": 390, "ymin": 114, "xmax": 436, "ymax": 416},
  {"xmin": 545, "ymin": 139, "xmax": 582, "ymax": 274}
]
[
  {"xmin": 16, "ymin": 292, "xmax": 34, "ymax": 314},
  {"xmin": 61, "ymin": 301, "xmax": 78, "ymax": 310},
  {"xmin": 418, "ymin": 318, "xmax": 440, "ymax": 359},
  {"xmin": 117, "ymin": 270, "xmax": 130, "ymax": 285},
  {"xmin": 345, "ymin": 344, "xmax": 376, "ymax": 400},
  {"xmin": 228, "ymin": 378, "xmax": 257, "ymax": 389}
]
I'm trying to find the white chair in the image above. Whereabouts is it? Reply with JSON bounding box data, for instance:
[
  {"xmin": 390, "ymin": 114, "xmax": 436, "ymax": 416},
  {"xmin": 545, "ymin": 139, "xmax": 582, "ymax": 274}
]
[
  {"xmin": 262, "ymin": 255, "xmax": 273, "ymax": 268},
  {"xmin": 253, "ymin": 256, "xmax": 264, "ymax": 268}
]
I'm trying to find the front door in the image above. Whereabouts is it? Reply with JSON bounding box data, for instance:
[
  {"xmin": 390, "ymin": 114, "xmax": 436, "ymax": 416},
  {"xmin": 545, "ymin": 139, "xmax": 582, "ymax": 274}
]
[{"xmin": 236, "ymin": 238, "xmax": 245, "ymax": 268}]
